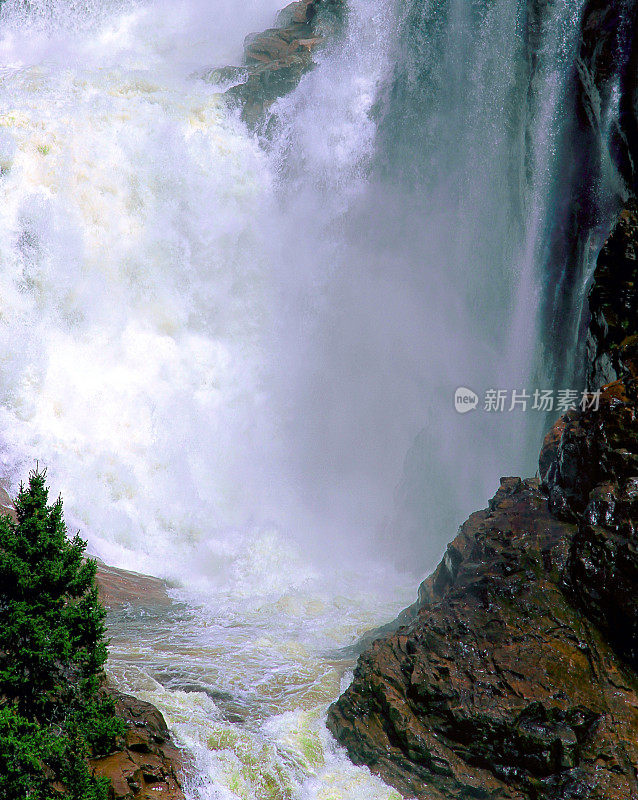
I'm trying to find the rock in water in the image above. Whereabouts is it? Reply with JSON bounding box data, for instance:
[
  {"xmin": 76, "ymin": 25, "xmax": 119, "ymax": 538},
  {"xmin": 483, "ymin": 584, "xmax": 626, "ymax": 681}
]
[
  {"xmin": 91, "ymin": 691, "xmax": 186, "ymax": 800},
  {"xmin": 196, "ymin": 0, "xmax": 343, "ymax": 126}
]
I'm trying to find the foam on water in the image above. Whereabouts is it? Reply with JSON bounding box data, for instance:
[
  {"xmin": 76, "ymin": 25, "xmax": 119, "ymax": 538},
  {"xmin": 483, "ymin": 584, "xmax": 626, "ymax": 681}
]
[
  {"xmin": 107, "ymin": 565, "xmax": 412, "ymax": 800},
  {"xmin": 0, "ymin": 0, "xmax": 282, "ymax": 578}
]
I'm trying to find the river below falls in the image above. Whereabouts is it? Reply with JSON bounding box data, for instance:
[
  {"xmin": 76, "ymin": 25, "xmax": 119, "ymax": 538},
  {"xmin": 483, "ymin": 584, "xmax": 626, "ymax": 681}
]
[{"xmin": 106, "ymin": 570, "xmax": 413, "ymax": 800}]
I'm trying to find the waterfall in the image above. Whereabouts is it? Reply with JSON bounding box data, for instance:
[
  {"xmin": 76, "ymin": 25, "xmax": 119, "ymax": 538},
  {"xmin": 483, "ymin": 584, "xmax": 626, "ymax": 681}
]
[
  {"xmin": 263, "ymin": 0, "xmax": 626, "ymax": 570},
  {"xmin": 0, "ymin": 0, "xmax": 628, "ymax": 797}
]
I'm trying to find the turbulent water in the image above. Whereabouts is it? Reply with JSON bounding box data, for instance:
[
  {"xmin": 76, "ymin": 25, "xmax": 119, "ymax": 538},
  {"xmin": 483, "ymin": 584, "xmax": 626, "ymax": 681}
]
[{"xmin": 0, "ymin": 0, "xmax": 622, "ymax": 796}]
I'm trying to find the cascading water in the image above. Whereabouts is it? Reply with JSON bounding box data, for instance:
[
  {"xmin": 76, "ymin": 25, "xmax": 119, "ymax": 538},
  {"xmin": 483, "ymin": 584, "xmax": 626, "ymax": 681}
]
[
  {"xmin": 0, "ymin": 0, "xmax": 624, "ymax": 796},
  {"xmin": 268, "ymin": 0, "xmax": 619, "ymax": 570}
]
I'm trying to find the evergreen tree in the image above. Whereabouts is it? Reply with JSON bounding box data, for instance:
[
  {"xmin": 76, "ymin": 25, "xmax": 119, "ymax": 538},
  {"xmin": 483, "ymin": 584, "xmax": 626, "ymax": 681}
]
[{"xmin": 0, "ymin": 469, "xmax": 122, "ymax": 800}]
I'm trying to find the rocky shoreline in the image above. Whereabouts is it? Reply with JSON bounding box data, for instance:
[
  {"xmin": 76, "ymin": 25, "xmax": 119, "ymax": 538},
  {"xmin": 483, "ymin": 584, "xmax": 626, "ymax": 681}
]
[{"xmin": 90, "ymin": 689, "xmax": 186, "ymax": 800}]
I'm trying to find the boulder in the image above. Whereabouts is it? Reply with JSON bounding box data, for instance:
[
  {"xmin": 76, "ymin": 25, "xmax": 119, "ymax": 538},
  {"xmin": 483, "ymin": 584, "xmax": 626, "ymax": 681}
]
[
  {"xmin": 196, "ymin": 0, "xmax": 343, "ymax": 126},
  {"xmin": 90, "ymin": 690, "xmax": 186, "ymax": 800}
]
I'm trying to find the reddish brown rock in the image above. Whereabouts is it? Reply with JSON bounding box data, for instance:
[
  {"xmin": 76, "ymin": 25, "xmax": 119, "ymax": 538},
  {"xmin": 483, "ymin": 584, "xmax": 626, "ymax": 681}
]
[
  {"xmin": 90, "ymin": 690, "xmax": 186, "ymax": 800},
  {"xmin": 94, "ymin": 560, "xmax": 172, "ymax": 610},
  {"xmin": 328, "ymin": 478, "xmax": 638, "ymax": 797}
]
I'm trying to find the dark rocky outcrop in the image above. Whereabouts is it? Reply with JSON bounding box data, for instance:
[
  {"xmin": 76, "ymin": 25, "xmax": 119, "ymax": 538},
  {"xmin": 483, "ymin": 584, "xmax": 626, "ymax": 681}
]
[
  {"xmin": 587, "ymin": 200, "xmax": 638, "ymax": 387},
  {"xmin": 539, "ymin": 0, "xmax": 637, "ymax": 376},
  {"xmin": 551, "ymin": 336, "xmax": 638, "ymax": 672},
  {"xmin": 575, "ymin": 0, "xmax": 638, "ymax": 195},
  {"xmin": 196, "ymin": 0, "xmax": 343, "ymax": 126},
  {"xmin": 327, "ymin": 341, "xmax": 638, "ymax": 799}
]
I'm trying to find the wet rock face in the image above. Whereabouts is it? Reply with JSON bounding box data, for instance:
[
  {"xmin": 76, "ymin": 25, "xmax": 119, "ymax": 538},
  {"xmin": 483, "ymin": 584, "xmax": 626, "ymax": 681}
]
[
  {"xmin": 542, "ymin": 336, "xmax": 638, "ymax": 671},
  {"xmin": 90, "ymin": 690, "xmax": 185, "ymax": 800},
  {"xmin": 587, "ymin": 201, "xmax": 638, "ymax": 388},
  {"xmin": 576, "ymin": 0, "xmax": 638, "ymax": 193},
  {"xmin": 328, "ymin": 332, "xmax": 638, "ymax": 800},
  {"xmin": 539, "ymin": 0, "xmax": 636, "ymax": 370},
  {"xmin": 197, "ymin": 0, "xmax": 343, "ymax": 126},
  {"xmin": 328, "ymin": 473, "xmax": 638, "ymax": 799}
]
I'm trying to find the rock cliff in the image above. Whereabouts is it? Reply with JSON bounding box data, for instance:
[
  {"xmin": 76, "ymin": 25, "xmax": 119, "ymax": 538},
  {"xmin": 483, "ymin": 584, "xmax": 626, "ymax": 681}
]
[{"xmin": 587, "ymin": 200, "xmax": 638, "ymax": 388}]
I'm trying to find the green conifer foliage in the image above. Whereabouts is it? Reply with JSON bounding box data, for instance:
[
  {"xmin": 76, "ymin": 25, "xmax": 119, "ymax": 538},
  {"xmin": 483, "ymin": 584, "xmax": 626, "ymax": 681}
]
[{"xmin": 0, "ymin": 470, "xmax": 123, "ymax": 800}]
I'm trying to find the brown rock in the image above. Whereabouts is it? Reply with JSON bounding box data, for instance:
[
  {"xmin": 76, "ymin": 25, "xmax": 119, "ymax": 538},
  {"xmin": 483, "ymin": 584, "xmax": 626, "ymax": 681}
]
[
  {"xmin": 327, "ymin": 474, "xmax": 638, "ymax": 799},
  {"xmin": 196, "ymin": 0, "xmax": 343, "ymax": 126},
  {"xmin": 90, "ymin": 690, "xmax": 186, "ymax": 800},
  {"xmin": 543, "ymin": 337, "xmax": 638, "ymax": 671},
  {"xmin": 94, "ymin": 560, "xmax": 172, "ymax": 610},
  {"xmin": 328, "ymin": 331, "xmax": 638, "ymax": 799}
]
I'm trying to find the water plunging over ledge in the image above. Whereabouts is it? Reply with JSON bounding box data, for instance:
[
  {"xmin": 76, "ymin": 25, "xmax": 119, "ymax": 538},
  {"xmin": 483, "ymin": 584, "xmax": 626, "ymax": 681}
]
[{"xmin": 0, "ymin": 0, "xmax": 626, "ymax": 796}]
